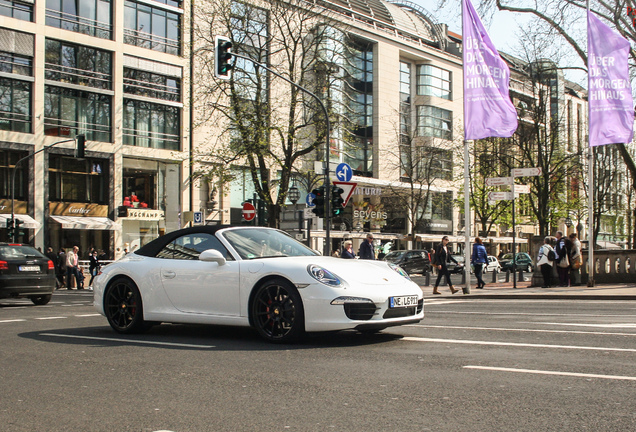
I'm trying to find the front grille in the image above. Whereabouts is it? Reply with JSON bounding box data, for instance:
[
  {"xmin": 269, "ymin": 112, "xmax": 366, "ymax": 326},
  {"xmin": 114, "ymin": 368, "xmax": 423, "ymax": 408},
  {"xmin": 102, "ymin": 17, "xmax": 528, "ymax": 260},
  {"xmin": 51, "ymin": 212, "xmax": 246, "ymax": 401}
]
[
  {"xmin": 383, "ymin": 306, "xmax": 417, "ymax": 319},
  {"xmin": 417, "ymin": 298, "xmax": 424, "ymax": 314},
  {"xmin": 344, "ymin": 303, "xmax": 378, "ymax": 320}
]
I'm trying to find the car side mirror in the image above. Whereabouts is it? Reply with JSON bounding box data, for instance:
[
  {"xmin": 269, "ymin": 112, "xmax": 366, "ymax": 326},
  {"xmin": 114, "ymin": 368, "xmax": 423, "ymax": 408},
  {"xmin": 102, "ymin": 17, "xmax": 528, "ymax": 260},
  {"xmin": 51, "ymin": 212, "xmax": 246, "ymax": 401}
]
[{"xmin": 199, "ymin": 249, "xmax": 226, "ymax": 265}]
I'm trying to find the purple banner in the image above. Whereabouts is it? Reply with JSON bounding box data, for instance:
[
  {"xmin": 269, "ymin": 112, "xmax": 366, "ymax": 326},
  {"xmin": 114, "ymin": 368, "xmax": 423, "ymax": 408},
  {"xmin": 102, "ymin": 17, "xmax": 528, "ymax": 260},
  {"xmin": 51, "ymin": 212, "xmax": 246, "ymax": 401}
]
[
  {"xmin": 588, "ymin": 11, "xmax": 634, "ymax": 147},
  {"xmin": 462, "ymin": 0, "xmax": 518, "ymax": 140}
]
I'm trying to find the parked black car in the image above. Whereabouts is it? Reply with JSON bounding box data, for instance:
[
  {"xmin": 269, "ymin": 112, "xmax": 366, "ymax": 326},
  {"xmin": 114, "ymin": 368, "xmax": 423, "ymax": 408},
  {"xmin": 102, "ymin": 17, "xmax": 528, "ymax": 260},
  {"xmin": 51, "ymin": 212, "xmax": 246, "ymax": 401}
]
[
  {"xmin": 383, "ymin": 250, "xmax": 432, "ymax": 275},
  {"xmin": 499, "ymin": 252, "xmax": 534, "ymax": 273},
  {"xmin": 0, "ymin": 244, "xmax": 56, "ymax": 305},
  {"xmin": 447, "ymin": 255, "xmax": 467, "ymax": 274}
]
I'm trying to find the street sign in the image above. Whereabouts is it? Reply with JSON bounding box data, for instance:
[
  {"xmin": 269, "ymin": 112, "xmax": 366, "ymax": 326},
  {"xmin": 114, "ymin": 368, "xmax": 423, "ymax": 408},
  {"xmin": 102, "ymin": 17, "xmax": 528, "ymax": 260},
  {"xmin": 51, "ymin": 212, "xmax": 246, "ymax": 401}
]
[
  {"xmin": 335, "ymin": 163, "xmax": 353, "ymax": 182},
  {"xmin": 242, "ymin": 202, "xmax": 256, "ymax": 221},
  {"xmin": 306, "ymin": 193, "xmax": 316, "ymax": 207},
  {"xmin": 488, "ymin": 191, "xmax": 513, "ymax": 201},
  {"xmin": 304, "ymin": 208, "xmax": 314, "ymax": 219},
  {"xmin": 485, "ymin": 176, "xmax": 513, "ymax": 186},
  {"xmin": 193, "ymin": 211, "xmax": 203, "ymax": 225},
  {"xmin": 331, "ymin": 181, "xmax": 357, "ymax": 207},
  {"xmin": 512, "ymin": 167, "xmax": 541, "ymax": 177},
  {"xmin": 514, "ymin": 184, "xmax": 530, "ymax": 194}
]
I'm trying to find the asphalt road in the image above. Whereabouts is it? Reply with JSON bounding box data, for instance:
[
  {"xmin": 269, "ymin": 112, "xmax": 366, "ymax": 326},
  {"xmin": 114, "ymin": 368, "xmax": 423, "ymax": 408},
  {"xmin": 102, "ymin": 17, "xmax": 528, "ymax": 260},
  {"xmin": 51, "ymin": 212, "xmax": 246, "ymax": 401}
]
[{"xmin": 1, "ymin": 291, "xmax": 635, "ymax": 431}]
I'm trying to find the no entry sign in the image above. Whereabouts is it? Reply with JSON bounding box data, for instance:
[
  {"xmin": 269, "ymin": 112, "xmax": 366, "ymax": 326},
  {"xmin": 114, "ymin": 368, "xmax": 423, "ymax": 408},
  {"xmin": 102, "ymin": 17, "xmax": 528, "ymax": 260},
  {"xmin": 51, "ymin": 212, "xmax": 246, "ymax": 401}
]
[{"xmin": 242, "ymin": 202, "xmax": 256, "ymax": 221}]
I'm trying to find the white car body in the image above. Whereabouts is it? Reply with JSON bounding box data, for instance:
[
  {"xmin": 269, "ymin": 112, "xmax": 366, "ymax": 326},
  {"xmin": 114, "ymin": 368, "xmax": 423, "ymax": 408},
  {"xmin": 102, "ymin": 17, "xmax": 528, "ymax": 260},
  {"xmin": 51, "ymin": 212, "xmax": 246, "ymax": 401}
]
[
  {"xmin": 485, "ymin": 255, "xmax": 502, "ymax": 273},
  {"xmin": 93, "ymin": 226, "xmax": 424, "ymax": 342}
]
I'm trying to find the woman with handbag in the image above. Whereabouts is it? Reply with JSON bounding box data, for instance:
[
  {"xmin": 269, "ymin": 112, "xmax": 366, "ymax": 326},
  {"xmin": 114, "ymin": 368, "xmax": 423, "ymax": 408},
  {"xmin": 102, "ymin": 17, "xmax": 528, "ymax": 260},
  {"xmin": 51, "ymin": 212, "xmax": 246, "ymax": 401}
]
[
  {"xmin": 569, "ymin": 233, "xmax": 582, "ymax": 286},
  {"xmin": 555, "ymin": 231, "xmax": 572, "ymax": 287},
  {"xmin": 537, "ymin": 237, "xmax": 555, "ymax": 288}
]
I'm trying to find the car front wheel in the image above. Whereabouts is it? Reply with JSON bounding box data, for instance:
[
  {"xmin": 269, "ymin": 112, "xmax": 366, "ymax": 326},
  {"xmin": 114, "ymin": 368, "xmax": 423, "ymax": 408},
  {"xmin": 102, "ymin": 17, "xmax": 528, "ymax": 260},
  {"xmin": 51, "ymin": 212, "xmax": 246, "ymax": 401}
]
[
  {"xmin": 104, "ymin": 278, "xmax": 151, "ymax": 334},
  {"xmin": 30, "ymin": 294, "xmax": 52, "ymax": 305},
  {"xmin": 251, "ymin": 278, "xmax": 305, "ymax": 343}
]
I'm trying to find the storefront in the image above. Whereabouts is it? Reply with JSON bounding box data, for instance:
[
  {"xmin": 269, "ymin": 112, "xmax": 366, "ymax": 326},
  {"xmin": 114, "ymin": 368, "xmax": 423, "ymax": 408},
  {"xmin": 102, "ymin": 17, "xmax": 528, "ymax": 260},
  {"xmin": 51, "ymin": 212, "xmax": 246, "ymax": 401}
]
[{"xmin": 117, "ymin": 207, "xmax": 165, "ymax": 252}]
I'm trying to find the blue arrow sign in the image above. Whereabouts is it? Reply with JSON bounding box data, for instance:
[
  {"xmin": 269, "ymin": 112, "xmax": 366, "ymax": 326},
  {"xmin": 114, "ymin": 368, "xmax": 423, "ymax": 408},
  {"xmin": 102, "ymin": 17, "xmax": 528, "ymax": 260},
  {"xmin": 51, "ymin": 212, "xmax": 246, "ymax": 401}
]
[
  {"xmin": 306, "ymin": 193, "xmax": 316, "ymax": 207},
  {"xmin": 336, "ymin": 163, "xmax": 353, "ymax": 182}
]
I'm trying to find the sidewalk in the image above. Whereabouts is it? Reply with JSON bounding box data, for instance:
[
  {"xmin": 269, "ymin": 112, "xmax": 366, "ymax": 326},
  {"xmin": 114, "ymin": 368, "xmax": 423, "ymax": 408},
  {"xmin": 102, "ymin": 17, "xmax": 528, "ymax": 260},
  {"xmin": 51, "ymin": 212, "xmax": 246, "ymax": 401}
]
[{"xmin": 417, "ymin": 277, "xmax": 636, "ymax": 300}]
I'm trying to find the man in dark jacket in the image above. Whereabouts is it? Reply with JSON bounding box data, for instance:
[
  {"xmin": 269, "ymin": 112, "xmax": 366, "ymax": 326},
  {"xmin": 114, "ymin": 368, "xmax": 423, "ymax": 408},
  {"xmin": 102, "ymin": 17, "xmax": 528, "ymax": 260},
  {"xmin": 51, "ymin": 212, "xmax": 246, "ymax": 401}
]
[{"xmin": 359, "ymin": 234, "xmax": 375, "ymax": 260}]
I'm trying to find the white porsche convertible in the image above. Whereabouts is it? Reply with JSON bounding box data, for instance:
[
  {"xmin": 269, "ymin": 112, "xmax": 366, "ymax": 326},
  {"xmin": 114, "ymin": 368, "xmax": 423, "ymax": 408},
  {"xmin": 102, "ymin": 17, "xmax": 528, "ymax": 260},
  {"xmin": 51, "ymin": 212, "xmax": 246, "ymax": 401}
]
[{"xmin": 94, "ymin": 226, "xmax": 424, "ymax": 343}]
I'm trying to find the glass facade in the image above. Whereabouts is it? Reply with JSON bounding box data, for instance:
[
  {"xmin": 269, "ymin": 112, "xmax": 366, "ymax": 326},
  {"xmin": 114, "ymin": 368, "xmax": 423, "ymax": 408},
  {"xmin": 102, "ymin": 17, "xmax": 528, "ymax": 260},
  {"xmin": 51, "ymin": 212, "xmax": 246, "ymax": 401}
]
[
  {"xmin": 0, "ymin": 52, "xmax": 33, "ymax": 133},
  {"xmin": 399, "ymin": 61, "xmax": 411, "ymax": 179},
  {"xmin": 417, "ymin": 105, "xmax": 452, "ymax": 140},
  {"xmin": 48, "ymin": 154, "xmax": 109, "ymax": 203},
  {"xmin": 123, "ymin": 68, "xmax": 180, "ymax": 102},
  {"xmin": 123, "ymin": 99, "xmax": 179, "ymax": 150},
  {"xmin": 0, "ymin": 0, "xmax": 32, "ymax": 21},
  {"xmin": 416, "ymin": 65, "xmax": 451, "ymax": 100},
  {"xmin": 0, "ymin": 150, "xmax": 28, "ymax": 200},
  {"xmin": 45, "ymin": 0, "xmax": 112, "ymax": 39},
  {"xmin": 124, "ymin": 0, "xmax": 180, "ymax": 55},
  {"xmin": 45, "ymin": 39, "xmax": 112, "ymax": 90}
]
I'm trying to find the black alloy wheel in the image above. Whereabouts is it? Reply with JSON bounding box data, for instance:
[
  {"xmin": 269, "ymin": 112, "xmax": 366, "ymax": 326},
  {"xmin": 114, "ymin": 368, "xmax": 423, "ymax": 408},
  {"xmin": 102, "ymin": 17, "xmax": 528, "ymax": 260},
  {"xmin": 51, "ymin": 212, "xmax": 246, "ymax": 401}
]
[
  {"xmin": 251, "ymin": 278, "xmax": 304, "ymax": 343},
  {"xmin": 104, "ymin": 278, "xmax": 151, "ymax": 334},
  {"xmin": 30, "ymin": 294, "xmax": 52, "ymax": 305}
]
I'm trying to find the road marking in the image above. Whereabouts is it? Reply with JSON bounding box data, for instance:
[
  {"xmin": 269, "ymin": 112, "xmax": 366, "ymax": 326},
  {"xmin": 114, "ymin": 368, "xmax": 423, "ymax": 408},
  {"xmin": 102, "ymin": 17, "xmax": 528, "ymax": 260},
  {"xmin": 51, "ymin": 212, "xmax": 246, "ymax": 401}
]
[
  {"xmin": 402, "ymin": 337, "xmax": 636, "ymax": 352},
  {"xmin": 74, "ymin": 313, "xmax": 101, "ymax": 317},
  {"xmin": 407, "ymin": 324, "xmax": 636, "ymax": 337},
  {"xmin": 464, "ymin": 365, "xmax": 636, "ymax": 381},
  {"xmin": 528, "ymin": 322, "xmax": 636, "ymax": 328},
  {"xmin": 0, "ymin": 319, "xmax": 27, "ymax": 323},
  {"xmin": 40, "ymin": 333, "xmax": 216, "ymax": 349},
  {"xmin": 35, "ymin": 316, "xmax": 67, "ymax": 320}
]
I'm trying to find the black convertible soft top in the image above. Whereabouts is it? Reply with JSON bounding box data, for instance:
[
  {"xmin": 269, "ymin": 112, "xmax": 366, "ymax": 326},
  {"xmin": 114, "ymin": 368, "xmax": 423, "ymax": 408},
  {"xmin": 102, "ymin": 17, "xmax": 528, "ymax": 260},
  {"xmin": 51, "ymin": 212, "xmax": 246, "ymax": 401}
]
[{"xmin": 134, "ymin": 225, "xmax": 232, "ymax": 257}]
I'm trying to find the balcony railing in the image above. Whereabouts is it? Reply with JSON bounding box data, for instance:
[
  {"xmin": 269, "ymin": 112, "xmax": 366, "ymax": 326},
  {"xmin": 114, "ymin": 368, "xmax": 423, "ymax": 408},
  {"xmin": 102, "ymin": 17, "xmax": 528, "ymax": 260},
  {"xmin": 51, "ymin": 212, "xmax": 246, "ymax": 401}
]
[
  {"xmin": 122, "ymin": 128, "xmax": 179, "ymax": 150},
  {"xmin": 0, "ymin": 110, "xmax": 32, "ymax": 133},
  {"xmin": 124, "ymin": 29, "xmax": 179, "ymax": 55},
  {"xmin": 45, "ymin": 9, "xmax": 112, "ymax": 39},
  {"xmin": 44, "ymin": 118, "xmax": 111, "ymax": 142},
  {"xmin": 45, "ymin": 63, "xmax": 112, "ymax": 90}
]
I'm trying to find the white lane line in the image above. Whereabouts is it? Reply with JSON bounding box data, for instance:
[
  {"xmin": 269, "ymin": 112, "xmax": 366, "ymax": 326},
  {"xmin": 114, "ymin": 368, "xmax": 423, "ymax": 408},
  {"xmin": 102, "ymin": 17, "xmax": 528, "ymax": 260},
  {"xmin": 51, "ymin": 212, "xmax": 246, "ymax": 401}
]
[
  {"xmin": 464, "ymin": 365, "xmax": 636, "ymax": 382},
  {"xmin": 40, "ymin": 333, "xmax": 216, "ymax": 349},
  {"xmin": 427, "ymin": 311, "xmax": 636, "ymax": 317},
  {"xmin": 0, "ymin": 319, "xmax": 27, "ymax": 323},
  {"xmin": 528, "ymin": 322, "xmax": 636, "ymax": 328},
  {"xmin": 61, "ymin": 304, "xmax": 87, "ymax": 307},
  {"xmin": 407, "ymin": 324, "xmax": 636, "ymax": 337},
  {"xmin": 35, "ymin": 316, "xmax": 67, "ymax": 320},
  {"xmin": 74, "ymin": 313, "xmax": 101, "ymax": 317},
  {"xmin": 402, "ymin": 337, "xmax": 636, "ymax": 353}
]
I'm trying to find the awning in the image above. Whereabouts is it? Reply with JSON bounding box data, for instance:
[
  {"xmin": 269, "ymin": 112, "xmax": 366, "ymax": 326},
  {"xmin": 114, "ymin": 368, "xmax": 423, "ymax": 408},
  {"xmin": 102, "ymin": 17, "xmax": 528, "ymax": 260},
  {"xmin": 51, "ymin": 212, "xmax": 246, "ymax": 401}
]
[
  {"xmin": 0, "ymin": 214, "xmax": 41, "ymax": 229},
  {"xmin": 50, "ymin": 215, "xmax": 121, "ymax": 231}
]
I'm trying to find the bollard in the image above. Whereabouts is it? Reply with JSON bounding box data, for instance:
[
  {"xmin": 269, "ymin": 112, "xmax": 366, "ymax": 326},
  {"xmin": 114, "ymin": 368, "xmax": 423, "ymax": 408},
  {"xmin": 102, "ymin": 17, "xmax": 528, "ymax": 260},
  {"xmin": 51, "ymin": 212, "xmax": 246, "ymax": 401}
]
[
  {"xmin": 505, "ymin": 270, "xmax": 510, "ymax": 282},
  {"xmin": 518, "ymin": 270, "xmax": 524, "ymax": 282},
  {"xmin": 492, "ymin": 270, "xmax": 498, "ymax": 283},
  {"xmin": 424, "ymin": 271, "xmax": 430, "ymax": 287},
  {"xmin": 460, "ymin": 271, "xmax": 466, "ymax": 285}
]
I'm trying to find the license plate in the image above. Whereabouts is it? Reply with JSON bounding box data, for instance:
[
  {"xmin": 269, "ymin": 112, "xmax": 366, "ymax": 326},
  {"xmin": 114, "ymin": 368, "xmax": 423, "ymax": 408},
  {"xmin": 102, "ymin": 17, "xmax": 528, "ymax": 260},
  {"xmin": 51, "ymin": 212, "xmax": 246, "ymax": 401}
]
[
  {"xmin": 389, "ymin": 295, "xmax": 418, "ymax": 308},
  {"xmin": 19, "ymin": 265, "xmax": 40, "ymax": 272}
]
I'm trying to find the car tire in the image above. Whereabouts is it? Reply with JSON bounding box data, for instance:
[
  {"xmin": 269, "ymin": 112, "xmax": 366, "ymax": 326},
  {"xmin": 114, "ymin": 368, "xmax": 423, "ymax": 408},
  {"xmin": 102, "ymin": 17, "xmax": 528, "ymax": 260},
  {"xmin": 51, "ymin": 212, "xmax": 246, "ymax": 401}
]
[
  {"xmin": 30, "ymin": 294, "xmax": 52, "ymax": 306},
  {"xmin": 251, "ymin": 278, "xmax": 305, "ymax": 343},
  {"xmin": 104, "ymin": 277, "xmax": 152, "ymax": 334}
]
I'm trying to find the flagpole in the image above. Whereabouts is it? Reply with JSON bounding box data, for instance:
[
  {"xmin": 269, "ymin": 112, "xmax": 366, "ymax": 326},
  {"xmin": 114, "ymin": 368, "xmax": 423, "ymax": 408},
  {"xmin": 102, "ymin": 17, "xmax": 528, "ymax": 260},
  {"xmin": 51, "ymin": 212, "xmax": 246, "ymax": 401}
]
[
  {"xmin": 586, "ymin": 0, "xmax": 595, "ymax": 286},
  {"xmin": 462, "ymin": 0, "xmax": 471, "ymax": 294}
]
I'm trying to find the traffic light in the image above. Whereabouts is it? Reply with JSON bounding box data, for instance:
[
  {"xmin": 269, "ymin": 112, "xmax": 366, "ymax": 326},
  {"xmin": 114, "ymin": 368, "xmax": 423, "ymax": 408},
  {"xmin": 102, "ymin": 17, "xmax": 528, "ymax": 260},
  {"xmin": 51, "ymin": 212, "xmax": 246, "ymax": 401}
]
[
  {"xmin": 331, "ymin": 185, "xmax": 345, "ymax": 216},
  {"xmin": 6, "ymin": 218, "xmax": 14, "ymax": 240},
  {"xmin": 14, "ymin": 218, "xmax": 23, "ymax": 240},
  {"xmin": 215, "ymin": 36, "xmax": 233, "ymax": 80},
  {"xmin": 75, "ymin": 134, "xmax": 85, "ymax": 158},
  {"xmin": 311, "ymin": 186, "xmax": 326, "ymax": 218}
]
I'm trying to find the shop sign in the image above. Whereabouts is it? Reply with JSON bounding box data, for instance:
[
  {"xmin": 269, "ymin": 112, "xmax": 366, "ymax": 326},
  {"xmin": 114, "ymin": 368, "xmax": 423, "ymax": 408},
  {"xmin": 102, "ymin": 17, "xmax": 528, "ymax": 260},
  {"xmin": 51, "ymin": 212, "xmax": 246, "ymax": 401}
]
[
  {"xmin": 119, "ymin": 207, "xmax": 165, "ymax": 220},
  {"xmin": 354, "ymin": 186, "xmax": 383, "ymax": 196},
  {"xmin": 49, "ymin": 202, "xmax": 109, "ymax": 217},
  {"xmin": 0, "ymin": 200, "xmax": 27, "ymax": 214}
]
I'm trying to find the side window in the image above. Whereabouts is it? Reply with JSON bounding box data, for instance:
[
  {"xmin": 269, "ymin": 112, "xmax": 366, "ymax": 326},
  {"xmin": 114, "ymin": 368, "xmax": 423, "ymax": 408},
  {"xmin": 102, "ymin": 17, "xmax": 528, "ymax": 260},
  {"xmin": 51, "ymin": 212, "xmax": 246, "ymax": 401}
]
[
  {"xmin": 155, "ymin": 233, "xmax": 232, "ymax": 260},
  {"xmin": 406, "ymin": 252, "xmax": 419, "ymax": 260}
]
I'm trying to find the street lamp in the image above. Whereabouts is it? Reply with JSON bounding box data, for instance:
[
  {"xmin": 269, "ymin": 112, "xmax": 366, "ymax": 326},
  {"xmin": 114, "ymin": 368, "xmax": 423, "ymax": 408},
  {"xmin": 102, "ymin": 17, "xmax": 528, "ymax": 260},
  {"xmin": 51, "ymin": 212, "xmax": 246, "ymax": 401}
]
[
  {"xmin": 288, "ymin": 184, "xmax": 300, "ymax": 205},
  {"xmin": 565, "ymin": 217, "xmax": 573, "ymax": 228}
]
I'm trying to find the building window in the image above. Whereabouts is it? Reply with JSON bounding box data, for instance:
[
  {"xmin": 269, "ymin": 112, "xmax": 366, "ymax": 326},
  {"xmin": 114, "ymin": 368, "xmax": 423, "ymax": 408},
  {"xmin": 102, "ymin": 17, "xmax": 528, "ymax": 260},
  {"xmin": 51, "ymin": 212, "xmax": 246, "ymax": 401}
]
[
  {"xmin": 417, "ymin": 105, "xmax": 452, "ymax": 140},
  {"xmin": 0, "ymin": 150, "xmax": 28, "ymax": 200},
  {"xmin": 44, "ymin": 86, "xmax": 112, "ymax": 142},
  {"xmin": 0, "ymin": 51, "xmax": 32, "ymax": 76},
  {"xmin": 45, "ymin": 39, "xmax": 112, "ymax": 90},
  {"xmin": 124, "ymin": 1, "xmax": 180, "ymax": 55},
  {"xmin": 45, "ymin": 0, "xmax": 112, "ymax": 39},
  {"xmin": 0, "ymin": 0, "xmax": 32, "ymax": 21},
  {"xmin": 417, "ymin": 65, "xmax": 451, "ymax": 100},
  {"xmin": 0, "ymin": 78, "xmax": 31, "ymax": 133},
  {"xmin": 123, "ymin": 68, "xmax": 180, "ymax": 102},
  {"xmin": 399, "ymin": 61, "xmax": 411, "ymax": 178},
  {"xmin": 428, "ymin": 147, "xmax": 453, "ymax": 181},
  {"xmin": 48, "ymin": 154, "xmax": 109, "ymax": 203},
  {"xmin": 123, "ymin": 99, "xmax": 179, "ymax": 150}
]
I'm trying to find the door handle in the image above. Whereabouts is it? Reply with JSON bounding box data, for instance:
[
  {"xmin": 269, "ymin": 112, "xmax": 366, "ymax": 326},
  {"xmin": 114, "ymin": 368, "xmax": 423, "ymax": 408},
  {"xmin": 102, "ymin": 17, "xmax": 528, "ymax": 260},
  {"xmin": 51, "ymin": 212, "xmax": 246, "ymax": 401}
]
[{"xmin": 163, "ymin": 270, "xmax": 176, "ymax": 279}]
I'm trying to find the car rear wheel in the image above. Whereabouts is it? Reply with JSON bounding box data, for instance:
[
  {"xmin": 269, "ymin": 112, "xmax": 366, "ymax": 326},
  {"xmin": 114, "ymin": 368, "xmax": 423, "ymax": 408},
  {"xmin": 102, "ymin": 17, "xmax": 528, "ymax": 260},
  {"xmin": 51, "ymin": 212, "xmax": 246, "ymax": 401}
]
[
  {"xmin": 251, "ymin": 278, "xmax": 304, "ymax": 343},
  {"xmin": 104, "ymin": 278, "xmax": 152, "ymax": 334},
  {"xmin": 30, "ymin": 295, "xmax": 52, "ymax": 306}
]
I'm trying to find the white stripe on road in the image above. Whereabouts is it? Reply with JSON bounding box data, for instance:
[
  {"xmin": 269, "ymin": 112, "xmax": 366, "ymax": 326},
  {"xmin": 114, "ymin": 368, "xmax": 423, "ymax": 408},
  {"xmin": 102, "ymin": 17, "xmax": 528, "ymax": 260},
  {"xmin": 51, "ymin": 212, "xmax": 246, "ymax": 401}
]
[
  {"xmin": 464, "ymin": 365, "xmax": 636, "ymax": 381},
  {"xmin": 35, "ymin": 316, "xmax": 67, "ymax": 320},
  {"xmin": 426, "ymin": 311, "xmax": 636, "ymax": 317},
  {"xmin": 528, "ymin": 322, "xmax": 636, "ymax": 328},
  {"xmin": 408, "ymin": 324, "xmax": 636, "ymax": 337},
  {"xmin": 402, "ymin": 337, "xmax": 636, "ymax": 353},
  {"xmin": 74, "ymin": 313, "xmax": 101, "ymax": 317},
  {"xmin": 0, "ymin": 319, "xmax": 26, "ymax": 323},
  {"xmin": 40, "ymin": 333, "xmax": 216, "ymax": 349}
]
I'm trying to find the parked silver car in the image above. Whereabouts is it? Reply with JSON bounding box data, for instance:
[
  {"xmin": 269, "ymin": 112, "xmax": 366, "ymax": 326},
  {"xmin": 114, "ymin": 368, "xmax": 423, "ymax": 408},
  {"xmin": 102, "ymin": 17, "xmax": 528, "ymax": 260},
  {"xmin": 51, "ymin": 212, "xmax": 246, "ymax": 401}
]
[{"xmin": 484, "ymin": 255, "xmax": 501, "ymax": 273}]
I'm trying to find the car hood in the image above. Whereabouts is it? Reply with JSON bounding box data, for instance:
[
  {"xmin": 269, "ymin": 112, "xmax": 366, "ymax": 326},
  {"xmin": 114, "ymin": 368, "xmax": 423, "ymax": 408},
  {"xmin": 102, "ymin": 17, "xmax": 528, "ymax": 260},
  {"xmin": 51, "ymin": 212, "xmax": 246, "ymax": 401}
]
[{"xmin": 249, "ymin": 256, "xmax": 413, "ymax": 287}]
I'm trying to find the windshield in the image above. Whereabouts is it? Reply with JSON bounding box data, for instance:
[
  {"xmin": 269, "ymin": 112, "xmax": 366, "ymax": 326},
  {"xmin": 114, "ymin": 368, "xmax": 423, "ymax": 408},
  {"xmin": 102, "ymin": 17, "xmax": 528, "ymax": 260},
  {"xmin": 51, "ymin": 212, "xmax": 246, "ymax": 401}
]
[
  {"xmin": 0, "ymin": 245, "xmax": 46, "ymax": 260},
  {"xmin": 384, "ymin": 251, "xmax": 405, "ymax": 261},
  {"xmin": 222, "ymin": 228, "xmax": 319, "ymax": 260}
]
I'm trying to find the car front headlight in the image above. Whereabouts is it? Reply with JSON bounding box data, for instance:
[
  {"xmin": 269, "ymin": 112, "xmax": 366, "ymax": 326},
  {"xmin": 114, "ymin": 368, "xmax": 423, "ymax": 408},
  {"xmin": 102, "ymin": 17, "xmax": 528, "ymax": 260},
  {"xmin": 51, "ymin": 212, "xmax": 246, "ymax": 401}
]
[
  {"xmin": 388, "ymin": 262, "xmax": 411, "ymax": 280},
  {"xmin": 307, "ymin": 265, "xmax": 342, "ymax": 287}
]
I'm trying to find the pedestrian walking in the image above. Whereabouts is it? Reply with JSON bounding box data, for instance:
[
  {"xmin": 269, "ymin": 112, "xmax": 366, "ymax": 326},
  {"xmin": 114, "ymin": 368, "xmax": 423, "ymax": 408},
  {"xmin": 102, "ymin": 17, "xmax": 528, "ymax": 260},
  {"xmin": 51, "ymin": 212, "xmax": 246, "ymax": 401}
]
[
  {"xmin": 537, "ymin": 236, "xmax": 555, "ymax": 288},
  {"xmin": 471, "ymin": 237, "xmax": 488, "ymax": 289},
  {"xmin": 569, "ymin": 233, "xmax": 582, "ymax": 286},
  {"xmin": 57, "ymin": 248, "xmax": 67, "ymax": 289},
  {"xmin": 432, "ymin": 236, "xmax": 459, "ymax": 295},
  {"xmin": 66, "ymin": 246, "xmax": 82, "ymax": 290},
  {"xmin": 359, "ymin": 234, "xmax": 375, "ymax": 260},
  {"xmin": 89, "ymin": 249, "xmax": 100, "ymax": 287},
  {"xmin": 554, "ymin": 231, "xmax": 572, "ymax": 287},
  {"xmin": 341, "ymin": 240, "xmax": 356, "ymax": 259},
  {"xmin": 45, "ymin": 247, "xmax": 60, "ymax": 289}
]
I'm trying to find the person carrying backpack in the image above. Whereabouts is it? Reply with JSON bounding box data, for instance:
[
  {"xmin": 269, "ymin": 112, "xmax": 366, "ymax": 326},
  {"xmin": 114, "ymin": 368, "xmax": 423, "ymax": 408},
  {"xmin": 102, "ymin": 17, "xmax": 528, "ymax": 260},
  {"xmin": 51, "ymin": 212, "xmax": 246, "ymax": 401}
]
[{"xmin": 537, "ymin": 236, "xmax": 555, "ymax": 288}]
